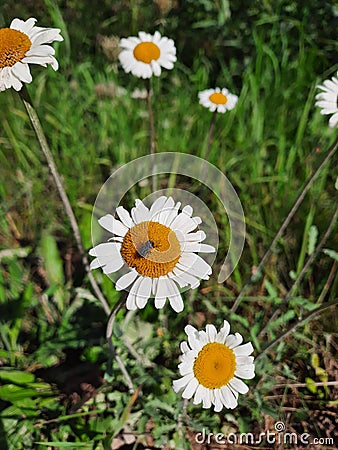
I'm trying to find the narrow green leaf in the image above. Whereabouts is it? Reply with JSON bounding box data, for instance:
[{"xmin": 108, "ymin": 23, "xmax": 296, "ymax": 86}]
[
  {"xmin": 0, "ymin": 369, "xmax": 35, "ymax": 384},
  {"xmin": 307, "ymin": 225, "xmax": 318, "ymax": 255},
  {"xmin": 322, "ymin": 248, "xmax": 338, "ymax": 261},
  {"xmin": 34, "ymin": 443, "xmax": 92, "ymax": 448}
]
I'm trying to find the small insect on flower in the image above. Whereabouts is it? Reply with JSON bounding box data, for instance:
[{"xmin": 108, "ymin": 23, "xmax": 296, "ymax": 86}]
[
  {"xmin": 0, "ymin": 17, "xmax": 63, "ymax": 92},
  {"xmin": 173, "ymin": 321, "xmax": 255, "ymax": 412},
  {"xmin": 198, "ymin": 87, "xmax": 238, "ymax": 113},
  {"xmin": 118, "ymin": 31, "xmax": 176, "ymax": 79},
  {"xmin": 315, "ymin": 71, "xmax": 338, "ymax": 128},
  {"xmin": 89, "ymin": 196, "xmax": 215, "ymax": 312},
  {"xmin": 138, "ymin": 240, "xmax": 154, "ymax": 258}
]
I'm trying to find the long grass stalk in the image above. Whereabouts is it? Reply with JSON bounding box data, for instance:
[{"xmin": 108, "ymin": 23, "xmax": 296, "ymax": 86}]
[
  {"xmin": 259, "ymin": 205, "xmax": 338, "ymax": 337},
  {"xmin": 146, "ymin": 78, "xmax": 156, "ymax": 192},
  {"xmin": 231, "ymin": 136, "xmax": 338, "ymax": 312},
  {"xmin": 19, "ymin": 87, "xmax": 136, "ymax": 390},
  {"xmin": 105, "ymin": 294, "xmax": 134, "ymax": 393},
  {"xmin": 19, "ymin": 86, "xmax": 111, "ymax": 316},
  {"xmin": 256, "ymin": 300, "xmax": 338, "ymax": 360},
  {"xmin": 204, "ymin": 110, "xmax": 217, "ymax": 162}
]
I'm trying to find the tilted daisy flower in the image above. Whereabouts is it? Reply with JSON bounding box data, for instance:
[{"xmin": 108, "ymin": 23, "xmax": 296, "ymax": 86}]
[
  {"xmin": 89, "ymin": 196, "xmax": 215, "ymax": 312},
  {"xmin": 118, "ymin": 31, "xmax": 176, "ymax": 79},
  {"xmin": 173, "ymin": 321, "xmax": 255, "ymax": 412},
  {"xmin": 315, "ymin": 71, "xmax": 338, "ymax": 128},
  {"xmin": 0, "ymin": 17, "xmax": 63, "ymax": 92},
  {"xmin": 198, "ymin": 87, "xmax": 238, "ymax": 113}
]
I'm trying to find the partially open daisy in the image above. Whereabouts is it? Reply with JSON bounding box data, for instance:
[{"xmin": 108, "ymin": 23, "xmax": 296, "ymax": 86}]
[
  {"xmin": 198, "ymin": 87, "xmax": 238, "ymax": 113},
  {"xmin": 118, "ymin": 31, "xmax": 176, "ymax": 79},
  {"xmin": 173, "ymin": 321, "xmax": 255, "ymax": 411},
  {"xmin": 89, "ymin": 196, "xmax": 215, "ymax": 312},
  {"xmin": 0, "ymin": 17, "xmax": 63, "ymax": 92},
  {"xmin": 315, "ymin": 71, "xmax": 338, "ymax": 128}
]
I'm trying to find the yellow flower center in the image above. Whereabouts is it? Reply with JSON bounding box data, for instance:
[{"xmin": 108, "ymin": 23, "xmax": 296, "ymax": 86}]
[
  {"xmin": 193, "ymin": 342, "xmax": 236, "ymax": 389},
  {"xmin": 133, "ymin": 41, "xmax": 160, "ymax": 64},
  {"xmin": 121, "ymin": 221, "xmax": 181, "ymax": 278},
  {"xmin": 0, "ymin": 28, "xmax": 31, "ymax": 68},
  {"xmin": 209, "ymin": 92, "xmax": 227, "ymax": 105}
]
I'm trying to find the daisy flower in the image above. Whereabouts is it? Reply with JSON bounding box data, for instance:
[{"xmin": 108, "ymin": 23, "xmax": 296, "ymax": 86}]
[
  {"xmin": 173, "ymin": 321, "xmax": 255, "ymax": 412},
  {"xmin": 89, "ymin": 196, "xmax": 215, "ymax": 312},
  {"xmin": 118, "ymin": 31, "xmax": 176, "ymax": 79},
  {"xmin": 315, "ymin": 72, "xmax": 338, "ymax": 128},
  {"xmin": 198, "ymin": 87, "xmax": 238, "ymax": 113},
  {"xmin": 0, "ymin": 17, "xmax": 63, "ymax": 92}
]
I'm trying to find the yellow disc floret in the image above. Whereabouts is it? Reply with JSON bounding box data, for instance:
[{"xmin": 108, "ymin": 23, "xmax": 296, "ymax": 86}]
[
  {"xmin": 0, "ymin": 28, "xmax": 31, "ymax": 68},
  {"xmin": 121, "ymin": 221, "xmax": 181, "ymax": 278},
  {"xmin": 133, "ymin": 41, "xmax": 160, "ymax": 63},
  {"xmin": 193, "ymin": 342, "xmax": 236, "ymax": 389},
  {"xmin": 209, "ymin": 92, "xmax": 227, "ymax": 105}
]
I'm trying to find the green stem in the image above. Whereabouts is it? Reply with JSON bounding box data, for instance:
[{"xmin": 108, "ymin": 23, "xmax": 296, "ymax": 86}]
[
  {"xmin": 18, "ymin": 86, "xmax": 111, "ymax": 316},
  {"xmin": 146, "ymin": 78, "xmax": 156, "ymax": 192},
  {"xmin": 231, "ymin": 135, "xmax": 338, "ymax": 312},
  {"xmin": 259, "ymin": 205, "xmax": 338, "ymax": 337},
  {"xmin": 204, "ymin": 110, "xmax": 217, "ymax": 162},
  {"xmin": 256, "ymin": 300, "xmax": 338, "ymax": 360},
  {"xmin": 105, "ymin": 293, "xmax": 134, "ymax": 393}
]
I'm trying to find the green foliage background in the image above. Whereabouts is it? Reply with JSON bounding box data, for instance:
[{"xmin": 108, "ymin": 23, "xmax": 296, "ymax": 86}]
[{"xmin": 0, "ymin": 1, "xmax": 337, "ymax": 449}]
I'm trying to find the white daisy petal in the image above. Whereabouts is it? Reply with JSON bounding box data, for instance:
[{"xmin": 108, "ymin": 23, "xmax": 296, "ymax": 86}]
[
  {"xmin": 172, "ymin": 373, "xmax": 194, "ymax": 393},
  {"xmin": 181, "ymin": 242, "xmax": 215, "ymax": 253},
  {"xmin": 206, "ymin": 324, "xmax": 217, "ymax": 342},
  {"xmin": 154, "ymin": 197, "xmax": 175, "ymax": 224},
  {"xmin": 126, "ymin": 276, "xmax": 143, "ymax": 310},
  {"xmin": 235, "ymin": 366, "xmax": 255, "ymax": 380},
  {"xmin": 154, "ymin": 276, "xmax": 169, "ymax": 308},
  {"xmin": 329, "ymin": 111, "xmax": 338, "ymax": 128},
  {"xmin": 154, "ymin": 297, "xmax": 166, "ymax": 309},
  {"xmin": 221, "ymin": 385, "xmax": 238, "ymax": 409},
  {"xmin": 233, "ymin": 342, "xmax": 254, "ymax": 356},
  {"xmin": 89, "ymin": 242, "xmax": 121, "ymax": 257},
  {"xmin": 180, "ymin": 341, "xmax": 190, "ymax": 353},
  {"xmin": 182, "ymin": 377, "xmax": 199, "ymax": 399},
  {"xmin": 131, "ymin": 199, "xmax": 150, "ymax": 224},
  {"xmin": 193, "ymin": 384, "xmax": 205, "ymax": 405},
  {"xmin": 229, "ymin": 377, "xmax": 249, "ymax": 394},
  {"xmin": 172, "ymin": 266, "xmax": 201, "ymax": 289},
  {"xmin": 225, "ymin": 332, "xmax": 243, "ymax": 349},
  {"xmin": 149, "ymin": 196, "xmax": 168, "ymax": 217},
  {"xmin": 102, "ymin": 256, "xmax": 124, "ymax": 274},
  {"xmin": 315, "ymin": 72, "xmax": 338, "ymax": 128},
  {"xmin": 116, "ymin": 206, "xmax": 134, "ymax": 228},
  {"xmin": 135, "ymin": 276, "xmax": 152, "ymax": 309},
  {"xmin": 180, "ymin": 230, "xmax": 206, "ymax": 242},
  {"xmin": 214, "ymin": 389, "xmax": 224, "ymax": 412},
  {"xmin": 166, "ymin": 279, "xmax": 184, "ymax": 312},
  {"xmin": 178, "ymin": 253, "xmax": 212, "ymax": 279},
  {"xmin": 98, "ymin": 214, "xmax": 128, "ymax": 237},
  {"xmin": 236, "ymin": 356, "xmax": 255, "ymax": 365},
  {"xmin": 178, "ymin": 361, "xmax": 194, "ymax": 376},
  {"xmin": 89, "ymin": 257, "xmax": 105, "ymax": 270},
  {"xmin": 11, "ymin": 62, "xmax": 32, "ymax": 83},
  {"xmin": 202, "ymin": 389, "xmax": 212, "ymax": 409},
  {"xmin": 115, "ymin": 270, "xmax": 138, "ymax": 291}
]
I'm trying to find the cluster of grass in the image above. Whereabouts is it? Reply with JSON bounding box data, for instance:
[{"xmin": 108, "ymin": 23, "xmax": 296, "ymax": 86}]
[{"xmin": 0, "ymin": 1, "xmax": 337, "ymax": 449}]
